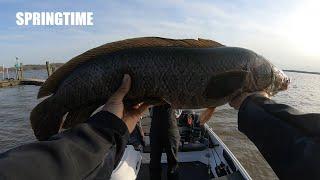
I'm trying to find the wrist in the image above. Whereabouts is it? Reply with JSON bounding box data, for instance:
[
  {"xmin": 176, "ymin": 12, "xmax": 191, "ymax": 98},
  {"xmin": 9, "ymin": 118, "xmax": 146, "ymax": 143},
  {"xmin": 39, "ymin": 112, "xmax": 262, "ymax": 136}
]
[
  {"xmin": 230, "ymin": 91, "xmax": 269, "ymax": 110},
  {"xmin": 239, "ymin": 92, "xmax": 270, "ymax": 110},
  {"xmin": 88, "ymin": 111, "xmax": 129, "ymax": 135},
  {"xmin": 102, "ymin": 104, "xmax": 123, "ymax": 119}
]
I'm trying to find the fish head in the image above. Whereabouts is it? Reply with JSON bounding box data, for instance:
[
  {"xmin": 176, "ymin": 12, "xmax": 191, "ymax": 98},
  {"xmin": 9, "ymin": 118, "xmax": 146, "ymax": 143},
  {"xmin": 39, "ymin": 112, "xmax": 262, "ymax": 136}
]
[
  {"xmin": 250, "ymin": 55, "xmax": 290, "ymax": 96},
  {"xmin": 267, "ymin": 65, "xmax": 290, "ymax": 95}
]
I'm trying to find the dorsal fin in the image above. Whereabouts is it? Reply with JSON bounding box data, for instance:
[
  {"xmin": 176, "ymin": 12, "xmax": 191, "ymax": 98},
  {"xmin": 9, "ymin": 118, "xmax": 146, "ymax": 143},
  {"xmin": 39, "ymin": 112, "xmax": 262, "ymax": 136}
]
[{"xmin": 38, "ymin": 37, "xmax": 224, "ymax": 98}]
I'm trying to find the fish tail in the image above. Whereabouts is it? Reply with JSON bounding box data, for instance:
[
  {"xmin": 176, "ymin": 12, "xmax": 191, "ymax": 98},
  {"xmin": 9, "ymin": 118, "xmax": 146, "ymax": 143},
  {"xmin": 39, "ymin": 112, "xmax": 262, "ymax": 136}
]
[{"xmin": 30, "ymin": 96, "xmax": 67, "ymax": 141}]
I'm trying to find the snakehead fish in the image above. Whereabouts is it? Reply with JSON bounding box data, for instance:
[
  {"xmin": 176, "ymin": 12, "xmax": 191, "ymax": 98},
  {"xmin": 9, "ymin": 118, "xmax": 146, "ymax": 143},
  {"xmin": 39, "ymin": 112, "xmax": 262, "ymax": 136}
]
[{"xmin": 31, "ymin": 37, "xmax": 290, "ymax": 140}]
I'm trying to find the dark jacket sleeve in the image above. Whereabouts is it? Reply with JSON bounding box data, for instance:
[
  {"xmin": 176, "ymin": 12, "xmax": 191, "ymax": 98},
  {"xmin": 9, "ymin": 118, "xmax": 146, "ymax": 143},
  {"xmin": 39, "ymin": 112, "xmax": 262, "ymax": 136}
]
[
  {"xmin": 0, "ymin": 111, "xmax": 130, "ymax": 180},
  {"xmin": 238, "ymin": 94, "xmax": 320, "ymax": 179}
]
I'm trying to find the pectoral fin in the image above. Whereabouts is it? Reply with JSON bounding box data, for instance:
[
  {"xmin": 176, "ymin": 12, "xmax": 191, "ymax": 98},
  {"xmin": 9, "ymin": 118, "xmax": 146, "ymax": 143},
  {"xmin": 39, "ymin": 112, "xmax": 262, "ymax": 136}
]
[{"xmin": 204, "ymin": 71, "xmax": 249, "ymax": 99}]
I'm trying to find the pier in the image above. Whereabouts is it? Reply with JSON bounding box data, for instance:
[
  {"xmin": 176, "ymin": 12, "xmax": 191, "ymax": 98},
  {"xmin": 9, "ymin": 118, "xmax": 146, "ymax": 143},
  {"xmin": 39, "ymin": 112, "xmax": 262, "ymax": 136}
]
[
  {"xmin": 0, "ymin": 79, "xmax": 45, "ymax": 88},
  {"xmin": 0, "ymin": 61, "xmax": 53, "ymax": 88},
  {"xmin": 0, "ymin": 80, "xmax": 20, "ymax": 88}
]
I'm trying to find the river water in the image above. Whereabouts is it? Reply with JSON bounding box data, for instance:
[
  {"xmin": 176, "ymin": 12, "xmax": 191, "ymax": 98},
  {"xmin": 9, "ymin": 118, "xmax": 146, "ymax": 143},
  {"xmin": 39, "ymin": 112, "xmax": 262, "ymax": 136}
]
[{"xmin": 0, "ymin": 70, "xmax": 319, "ymax": 179}]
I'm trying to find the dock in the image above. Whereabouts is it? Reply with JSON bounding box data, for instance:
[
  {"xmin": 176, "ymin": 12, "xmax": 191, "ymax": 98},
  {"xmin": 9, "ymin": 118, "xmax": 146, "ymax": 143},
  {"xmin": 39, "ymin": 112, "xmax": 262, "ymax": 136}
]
[
  {"xmin": 1, "ymin": 61, "xmax": 53, "ymax": 88},
  {"xmin": 0, "ymin": 80, "xmax": 20, "ymax": 88},
  {"xmin": 0, "ymin": 78, "xmax": 45, "ymax": 88},
  {"xmin": 20, "ymin": 78, "xmax": 45, "ymax": 86}
]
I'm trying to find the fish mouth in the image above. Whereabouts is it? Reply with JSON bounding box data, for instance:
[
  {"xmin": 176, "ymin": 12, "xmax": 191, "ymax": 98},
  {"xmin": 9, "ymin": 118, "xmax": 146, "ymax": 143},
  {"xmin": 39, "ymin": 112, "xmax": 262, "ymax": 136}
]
[
  {"xmin": 269, "ymin": 66, "xmax": 290, "ymax": 95},
  {"xmin": 281, "ymin": 76, "xmax": 290, "ymax": 90}
]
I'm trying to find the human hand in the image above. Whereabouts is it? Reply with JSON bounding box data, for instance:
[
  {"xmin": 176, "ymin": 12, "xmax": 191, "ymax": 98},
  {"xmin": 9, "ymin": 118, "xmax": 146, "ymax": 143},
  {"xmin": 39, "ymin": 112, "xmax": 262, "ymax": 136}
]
[
  {"xmin": 102, "ymin": 74, "xmax": 150, "ymax": 133},
  {"xmin": 229, "ymin": 91, "xmax": 269, "ymax": 110},
  {"xmin": 199, "ymin": 107, "xmax": 215, "ymax": 125}
]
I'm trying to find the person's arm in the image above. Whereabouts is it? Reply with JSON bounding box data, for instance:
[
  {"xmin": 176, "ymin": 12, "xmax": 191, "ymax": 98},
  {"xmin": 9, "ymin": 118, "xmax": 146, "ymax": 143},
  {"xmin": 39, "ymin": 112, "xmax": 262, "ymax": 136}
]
[
  {"xmin": 199, "ymin": 107, "xmax": 215, "ymax": 125},
  {"xmin": 0, "ymin": 111, "xmax": 129, "ymax": 180},
  {"xmin": 236, "ymin": 94, "xmax": 320, "ymax": 179},
  {"xmin": 0, "ymin": 74, "xmax": 149, "ymax": 180}
]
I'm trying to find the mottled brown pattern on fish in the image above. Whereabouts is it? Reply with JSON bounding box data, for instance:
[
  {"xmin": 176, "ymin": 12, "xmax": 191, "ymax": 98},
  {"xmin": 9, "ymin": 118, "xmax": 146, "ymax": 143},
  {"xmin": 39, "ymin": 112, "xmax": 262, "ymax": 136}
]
[{"xmin": 31, "ymin": 37, "xmax": 289, "ymax": 141}]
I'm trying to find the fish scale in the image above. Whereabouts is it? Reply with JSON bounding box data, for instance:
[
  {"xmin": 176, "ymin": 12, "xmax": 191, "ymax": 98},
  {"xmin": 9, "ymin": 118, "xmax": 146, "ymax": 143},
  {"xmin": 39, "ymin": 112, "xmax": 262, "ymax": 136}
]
[{"xmin": 30, "ymin": 37, "xmax": 289, "ymax": 141}]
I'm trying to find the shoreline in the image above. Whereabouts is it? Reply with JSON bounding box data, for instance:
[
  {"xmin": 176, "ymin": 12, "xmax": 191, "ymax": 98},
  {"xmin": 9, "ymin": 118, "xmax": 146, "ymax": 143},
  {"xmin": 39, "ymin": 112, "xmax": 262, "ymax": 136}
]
[
  {"xmin": 284, "ymin": 70, "xmax": 320, "ymax": 75},
  {"xmin": 4, "ymin": 63, "xmax": 64, "ymax": 71}
]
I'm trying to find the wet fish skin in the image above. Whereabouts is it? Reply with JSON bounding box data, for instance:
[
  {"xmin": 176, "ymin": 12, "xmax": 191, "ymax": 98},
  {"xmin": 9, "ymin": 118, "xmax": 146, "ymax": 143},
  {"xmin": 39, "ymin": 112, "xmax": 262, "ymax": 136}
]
[
  {"xmin": 55, "ymin": 47, "xmax": 266, "ymax": 109},
  {"xmin": 30, "ymin": 40, "xmax": 289, "ymax": 141},
  {"xmin": 37, "ymin": 37, "xmax": 224, "ymax": 98}
]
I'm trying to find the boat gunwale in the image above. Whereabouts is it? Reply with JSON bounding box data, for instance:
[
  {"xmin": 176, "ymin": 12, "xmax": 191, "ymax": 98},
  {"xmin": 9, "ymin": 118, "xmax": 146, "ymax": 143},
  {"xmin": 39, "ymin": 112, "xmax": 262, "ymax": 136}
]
[{"xmin": 204, "ymin": 123, "xmax": 252, "ymax": 180}]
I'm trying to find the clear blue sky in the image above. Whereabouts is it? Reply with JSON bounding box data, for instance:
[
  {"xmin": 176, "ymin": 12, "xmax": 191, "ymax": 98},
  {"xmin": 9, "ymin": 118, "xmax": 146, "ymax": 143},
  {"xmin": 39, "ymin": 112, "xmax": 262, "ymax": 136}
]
[{"xmin": 0, "ymin": 0, "xmax": 319, "ymax": 71}]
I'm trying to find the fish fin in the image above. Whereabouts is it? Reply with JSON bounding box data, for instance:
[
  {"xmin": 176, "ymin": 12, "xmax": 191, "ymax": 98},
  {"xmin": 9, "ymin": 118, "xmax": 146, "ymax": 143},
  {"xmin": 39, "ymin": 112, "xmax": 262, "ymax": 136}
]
[
  {"xmin": 204, "ymin": 71, "xmax": 249, "ymax": 99},
  {"xmin": 62, "ymin": 104, "xmax": 100, "ymax": 129},
  {"xmin": 38, "ymin": 37, "xmax": 224, "ymax": 98},
  {"xmin": 30, "ymin": 96, "xmax": 68, "ymax": 141},
  {"xmin": 200, "ymin": 107, "xmax": 216, "ymax": 125}
]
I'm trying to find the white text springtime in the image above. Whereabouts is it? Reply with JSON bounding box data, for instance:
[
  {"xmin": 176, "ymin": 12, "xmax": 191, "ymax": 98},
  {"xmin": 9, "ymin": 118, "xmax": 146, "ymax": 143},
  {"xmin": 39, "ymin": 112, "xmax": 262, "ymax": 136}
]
[{"xmin": 16, "ymin": 12, "xmax": 94, "ymax": 26}]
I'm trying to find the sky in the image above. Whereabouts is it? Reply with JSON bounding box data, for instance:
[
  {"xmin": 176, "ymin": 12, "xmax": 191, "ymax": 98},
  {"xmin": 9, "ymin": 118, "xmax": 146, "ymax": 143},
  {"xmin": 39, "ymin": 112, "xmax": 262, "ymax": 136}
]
[{"xmin": 0, "ymin": 0, "xmax": 319, "ymax": 71}]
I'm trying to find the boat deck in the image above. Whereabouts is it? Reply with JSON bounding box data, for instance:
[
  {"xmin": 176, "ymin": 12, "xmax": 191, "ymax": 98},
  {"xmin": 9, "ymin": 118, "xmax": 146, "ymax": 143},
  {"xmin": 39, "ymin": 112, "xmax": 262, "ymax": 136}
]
[
  {"xmin": 137, "ymin": 162, "xmax": 211, "ymax": 180},
  {"xmin": 133, "ymin": 115, "xmax": 246, "ymax": 180},
  {"xmin": 138, "ymin": 116, "xmax": 210, "ymax": 179}
]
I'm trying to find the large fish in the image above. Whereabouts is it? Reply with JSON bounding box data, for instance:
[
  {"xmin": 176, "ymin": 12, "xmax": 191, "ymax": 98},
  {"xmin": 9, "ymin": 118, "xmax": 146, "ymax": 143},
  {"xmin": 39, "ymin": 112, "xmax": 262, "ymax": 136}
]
[{"xmin": 31, "ymin": 37, "xmax": 290, "ymax": 140}]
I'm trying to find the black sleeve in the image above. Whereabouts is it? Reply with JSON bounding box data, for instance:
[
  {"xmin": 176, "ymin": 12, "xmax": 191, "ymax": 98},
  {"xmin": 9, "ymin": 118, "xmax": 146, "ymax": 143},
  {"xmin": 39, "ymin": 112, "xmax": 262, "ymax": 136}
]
[
  {"xmin": 238, "ymin": 94, "xmax": 320, "ymax": 179},
  {"xmin": 0, "ymin": 111, "xmax": 129, "ymax": 180}
]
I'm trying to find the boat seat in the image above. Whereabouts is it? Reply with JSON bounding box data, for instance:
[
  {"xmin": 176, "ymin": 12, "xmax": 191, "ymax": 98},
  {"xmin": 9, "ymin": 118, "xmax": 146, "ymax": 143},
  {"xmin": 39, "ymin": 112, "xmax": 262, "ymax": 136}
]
[{"xmin": 180, "ymin": 142, "xmax": 207, "ymax": 152}]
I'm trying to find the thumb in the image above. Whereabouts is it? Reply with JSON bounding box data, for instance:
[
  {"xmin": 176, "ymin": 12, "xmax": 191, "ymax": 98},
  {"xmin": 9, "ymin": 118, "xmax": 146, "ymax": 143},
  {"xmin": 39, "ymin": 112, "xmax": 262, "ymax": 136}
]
[{"xmin": 110, "ymin": 74, "xmax": 131, "ymax": 101}]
